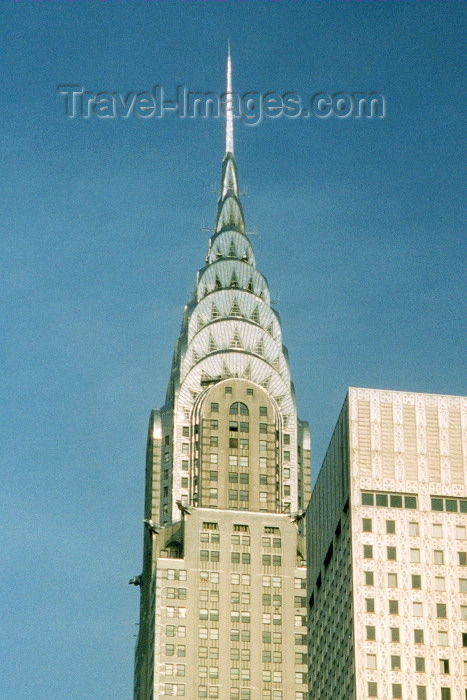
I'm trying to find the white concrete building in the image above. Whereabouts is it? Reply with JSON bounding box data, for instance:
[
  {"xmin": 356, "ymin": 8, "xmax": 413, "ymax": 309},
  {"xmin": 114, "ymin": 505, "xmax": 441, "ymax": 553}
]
[{"xmin": 307, "ymin": 388, "xmax": 467, "ymax": 700}]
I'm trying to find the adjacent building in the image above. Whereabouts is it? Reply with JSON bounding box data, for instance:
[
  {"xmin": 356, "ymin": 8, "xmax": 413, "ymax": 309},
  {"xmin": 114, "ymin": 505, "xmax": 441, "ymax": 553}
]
[
  {"xmin": 133, "ymin": 50, "xmax": 310, "ymax": 700},
  {"xmin": 307, "ymin": 388, "xmax": 467, "ymax": 700}
]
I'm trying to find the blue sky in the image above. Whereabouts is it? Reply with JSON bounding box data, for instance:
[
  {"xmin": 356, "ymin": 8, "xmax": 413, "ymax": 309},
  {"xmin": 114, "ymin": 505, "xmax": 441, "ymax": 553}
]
[{"xmin": 1, "ymin": 3, "xmax": 465, "ymax": 699}]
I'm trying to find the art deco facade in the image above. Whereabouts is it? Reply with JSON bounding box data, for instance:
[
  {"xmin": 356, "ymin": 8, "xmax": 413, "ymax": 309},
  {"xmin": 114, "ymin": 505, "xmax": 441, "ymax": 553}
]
[
  {"xmin": 307, "ymin": 388, "xmax": 467, "ymax": 700},
  {"xmin": 133, "ymin": 51, "xmax": 310, "ymax": 700}
]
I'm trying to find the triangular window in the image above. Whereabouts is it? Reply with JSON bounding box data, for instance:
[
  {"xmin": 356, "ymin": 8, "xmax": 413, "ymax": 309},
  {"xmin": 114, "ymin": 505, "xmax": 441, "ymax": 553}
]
[
  {"xmin": 274, "ymin": 395, "xmax": 284, "ymax": 406},
  {"xmin": 250, "ymin": 307, "xmax": 260, "ymax": 324},
  {"xmin": 246, "ymin": 278, "xmax": 253, "ymax": 293},
  {"xmin": 197, "ymin": 316, "xmax": 206, "ymax": 330},
  {"xmin": 266, "ymin": 322, "xmax": 274, "ymax": 337},
  {"xmin": 258, "ymin": 289, "xmax": 264, "ymax": 300},
  {"xmin": 215, "ymin": 276, "xmax": 222, "ymax": 290},
  {"xmin": 230, "ymin": 271, "xmax": 239, "ymax": 289},
  {"xmin": 230, "ymin": 298, "xmax": 242, "ymax": 318},
  {"xmin": 189, "ymin": 389, "xmax": 199, "ymax": 400},
  {"xmin": 215, "ymin": 249, "xmax": 222, "ymax": 259},
  {"xmin": 229, "ymin": 330, "xmax": 243, "ymax": 349},
  {"xmin": 209, "ymin": 334, "xmax": 218, "ymax": 352},
  {"xmin": 254, "ymin": 339, "xmax": 264, "ymax": 356},
  {"xmin": 228, "ymin": 241, "xmax": 237, "ymax": 258},
  {"xmin": 272, "ymin": 357, "xmax": 280, "ymax": 371},
  {"xmin": 222, "ymin": 362, "xmax": 231, "ymax": 378},
  {"xmin": 260, "ymin": 375, "xmax": 271, "ymax": 389},
  {"xmin": 193, "ymin": 350, "xmax": 200, "ymax": 364},
  {"xmin": 242, "ymin": 363, "xmax": 251, "ymax": 380},
  {"xmin": 211, "ymin": 303, "xmax": 221, "ymax": 320}
]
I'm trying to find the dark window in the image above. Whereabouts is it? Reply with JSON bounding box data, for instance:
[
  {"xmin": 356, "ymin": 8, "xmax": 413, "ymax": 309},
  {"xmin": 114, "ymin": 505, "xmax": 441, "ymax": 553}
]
[{"xmin": 211, "ymin": 403, "xmax": 219, "ymax": 413}]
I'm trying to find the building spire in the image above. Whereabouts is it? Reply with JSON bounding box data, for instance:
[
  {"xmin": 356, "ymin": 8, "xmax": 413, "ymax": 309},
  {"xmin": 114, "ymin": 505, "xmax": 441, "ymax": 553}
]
[{"xmin": 225, "ymin": 38, "xmax": 234, "ymax": 155}]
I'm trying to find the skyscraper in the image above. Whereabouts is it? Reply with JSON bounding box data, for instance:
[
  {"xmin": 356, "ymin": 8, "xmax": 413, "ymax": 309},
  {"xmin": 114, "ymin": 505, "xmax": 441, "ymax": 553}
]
[
  {"xmin": 306, "ymin": 388, "xmax": 467, "ymax": 700},
  {"xmin": 133, "ymin": 49, "xmax": 310, "ymax": 700}
]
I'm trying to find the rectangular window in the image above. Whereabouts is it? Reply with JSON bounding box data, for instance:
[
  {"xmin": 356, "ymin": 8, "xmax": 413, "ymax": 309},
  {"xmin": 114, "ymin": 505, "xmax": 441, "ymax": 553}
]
[
  {"xmin": 409, "ymin": 522, "xmax": 419, "ymax": 536},
  {"xmin": 415, "ymin": 657, "xmax": 425, "ymax": 672},
  {"xmin": 363, "ymin": 545, "xmax": 373, "ymax": 559},
  {"xmin": 434, "ymin": 550, "xmax": 444, "ymax": 564},
  {"xmin": 413, "ymin": 602, "xmax": 423, "ymax": 617},
  {"xmin": 460, "ymin": 578, "xmax": 467, "ymax": 592},
  {"xmin": 386, "ymin": 520, "xmax": 396, "ymax": 534},
  {"xmin": 210, "ymin": 436, "xmax": 218, "ymax": 446},
  {"xmin": 259, "ymin": 406, "xmax": 267, "ymax": 416},
  {"xmin": 440, "ymin": 690, "xmax": 451, "ymax": 700},
  {"xmin": 416, "ymin": 686, "xmax": 426, "ymax": 700},
  {"xmin": 259, "ymin": 423, "xmax": 268, "ymax": 433},
  {"xmin": 435, "ymin": 576, "xmax": 445, "ymax": 591},
  {"xmin": 389, "ymin": 599, "xmax": 399, "ymax": 615},
  {"xmin": 366, "ymin": 626, "xmax": 376, "ymax": 641},
  {"xmin": 439, "ymin": 658, "xmax": 450, "ymax": 673},
  {"xmin": 368, "ymin": 683, "xmax": 377, "ymax": 698},
  {"xmin": 365, "ymin": 571, "xmax": 374, "ymax": 586},
  {"xmin": 390, "ymin": 627, "xmax": 400, "ymax": 642},
  {"xmin": 367, "ymin": 654, "xmax": 376, "ymax": 669},
  {"xmin": 259, "ymin": 441, "xmax": 267, "ymax": 451},
  {"xmin": 410, "ymin": 548, "xmax": 420, "ymax": 563},
  {"xmin": 437, "ymin": 603, "xmax": 447, "ymax": 618},
  {"xmin": 211, "ymin": 403, "xmax": 219, "ymax": 413},
  {"xmin": 392, "ymin": 684, "xmax": 402, "ymax": 699},
  {"xmin": 459, "ymin": 552, "xmax": 467, "ymax": 566},
  {"xmin": 391, "ymin": 655, "xmax": 401, "ymax": 671},
  {"xmin": 433, "ymin": 523, "xmax": 443, "ymax": 538},
  {"xmin": 387, "ymin": 546, "xmax": 397, "ymax": 561},
  {"xmin": 362, "ymin": 518, "xmax": 372, "ymax": 532},
  {"xmin": 240, "ymin": 422, "xmax": 249, "ymax": 433},
  {"xmin": 210, "ymin": 420, "xmax": 218, "ymax": 430},
  {"xmin": 438, "ymin": 630, "xmax": 448, "ymax": 645},
  {"xmin": 388, "ymin": 573, "xmax": 398, "ymax": 588},
  {"xmin": 414, "ymin": 629, "xmax": 424, "ymax": 644},
  {"xmin": 412, "ymin": 574, "xmax": 421, "ymax": 589},
  {"xmin": 458, "ymin": 526, "xmax": 467, "ymax": 540},
  {"xmin": 365, "ymin": 598, "xmax": 375, "ymax": 613}
]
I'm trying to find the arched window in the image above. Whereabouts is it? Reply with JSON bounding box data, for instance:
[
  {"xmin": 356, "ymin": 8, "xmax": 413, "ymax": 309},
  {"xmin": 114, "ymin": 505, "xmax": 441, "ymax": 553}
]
[{"xmin": 230, "ymin": 402, "xmax": 249, "ymax": 416}]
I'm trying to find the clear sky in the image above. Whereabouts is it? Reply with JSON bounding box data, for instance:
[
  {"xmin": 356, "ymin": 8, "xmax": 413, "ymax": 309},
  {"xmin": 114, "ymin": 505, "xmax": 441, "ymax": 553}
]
[{"xmin": 1, "ymin": 2, "xmax": 465, "ymax": 699}]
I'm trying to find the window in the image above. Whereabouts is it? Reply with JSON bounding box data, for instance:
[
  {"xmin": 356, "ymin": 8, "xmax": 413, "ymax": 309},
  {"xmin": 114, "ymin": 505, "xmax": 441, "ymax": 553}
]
[
  {"xmin": 390, "ymin": 627, "xmax": 400, "ymax": 642},
  {"xmin": 415, "ymin": 657, "xmax": 425, "ymax": 672},
  {"xmin": 365, "ymin": 571, "xmax": 374, "ymax": 586},
  {"xmin": 437, "ymin": 603, "xmax": 447, "ymax": 618},
  {"xmin": 410, "ymin": 548, "xmax": 420, "ymax": 563},
  {"xmin": 392, "ymin": 684, "xmax": 402, "ymax": 699},
  {"xmin": 414, "ymin": 629, "xmax": 424, "ymax": 644},
  {"xmin": 439, "ymin": 658, "xmax": 450, "ymax": 673},
  {"xmin": 440, "ymin": 690, "xmax": 451, "ymax": 700},
  {"xmin": 211, "ymin": 403, "xmax": 219, "ymax": 413},
  {"xmin": 386, "ymin": 520, "xmax": 396, "ymax": 534},
  {"xmin": 388, "ymin": 573, "xmax": 398, "ymax": 588},
  {"xmin": 259, "ymin": 406, "xmax": 267, "ymax": 416},
  {"xmin": 368, "ymin": 683, "xmax": 377, "ymax": 698},
  {"xmin": 434, "ymin": 550, "xmax": 444, "ymax": 564},
  {"xmin": 363, "ymin": 545, "xmax": 373, "ymax": 559},
  {"xmin": 387, "ymin": 546, "xmax": 397, "ymax": 561},
  {"xmin": 460, "ymin": 552, "xmax": 467, "ymax": 565},
  {"xmin": 413, "ymin": 602, "xmax": 423, "ymax": 616},
  {"xmin": 409, "ymin": 522, "xmax": 419, "ymax": 536},
  {"xmin": 438, "ymin": 630, "xmax": 448, "ymax": 645},
  {"xmin": 365, "ymin": 598, "xmax": 375, "ymax": 613},
  {"xmin": 362, "ymin": 518, "xmax": 372, "ymax": 532},
  {"xmin": 416, "ymin": 687, "xmax": 426, "ymax": 700},
  {"xmin": 433, "ymin": 524, "xmax": 443, "ymax": 538},
  {"xmin": 389, "ymin": 599, "xmax": 399, "ymax": 615},
  {"xmin": 435, "ymin": 576, "xmax": 445, "ymax": 591},
  {"xmin": 367, "ymin": 654, "xmax": 376, "ymax": 669},
  {"xmin": 412, "ymin": 575, "xmax": 421, "ymax": 589},
  {"xmin": 460, "ymin": 578, "xmax": 467, "ymax": 592},
  {"xmin": 366, "ymin": 626, "xmax": 376, "ymax": 641},
  {"xmin": 259, "ymin": 423, "xmax": 268, "ymax": 434},
  {"xmin": 461, "ymin": 606, "xmax": 467, "ymax": 620},
  {"xmin": 458, "ymin": 526, "xmax": 467, "ymax": 540},
  {"xmin": 260, "ymin": 441, "xmax": 267, "ymax": 451},
  {"xmin": 391, "ymin": 655, "xmax": 401, "ymax": 670},
  {"xmin": 463, "ymin": 632, "xmax": 467, "ymax": 647}
]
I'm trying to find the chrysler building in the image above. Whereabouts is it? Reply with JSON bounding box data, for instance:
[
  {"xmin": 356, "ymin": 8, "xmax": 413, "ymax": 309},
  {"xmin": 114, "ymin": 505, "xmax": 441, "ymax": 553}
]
[{"xmin": 133, "ymin": 48, "xmax": 310, "ymax": 700}]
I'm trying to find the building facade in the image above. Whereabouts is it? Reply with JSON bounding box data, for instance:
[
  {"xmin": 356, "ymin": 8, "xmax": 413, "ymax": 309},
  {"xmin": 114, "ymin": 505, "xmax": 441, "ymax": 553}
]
[
  {"xmin": 307, "ymin": 388, "xmax": 467, "ymax": 700},
  {"xmin": 133, "ymin": 51, "xmax": 310, "ymax": 700}
]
